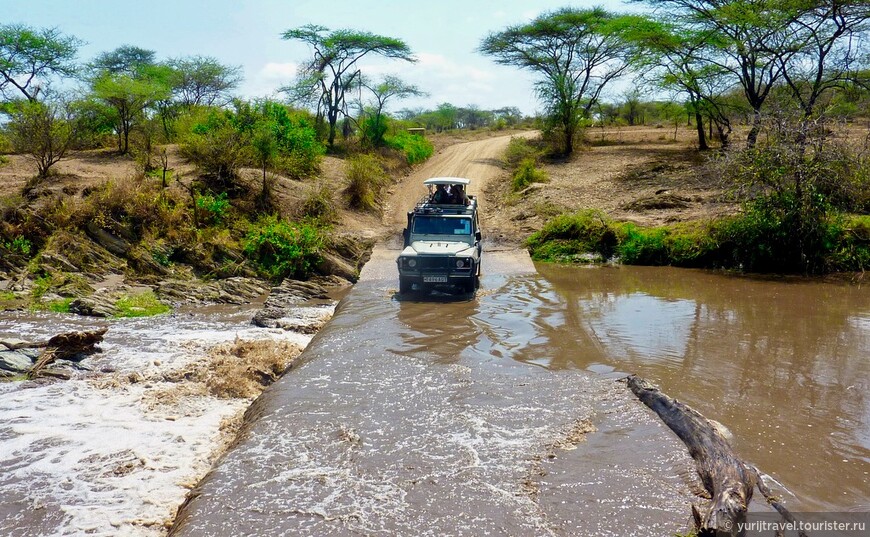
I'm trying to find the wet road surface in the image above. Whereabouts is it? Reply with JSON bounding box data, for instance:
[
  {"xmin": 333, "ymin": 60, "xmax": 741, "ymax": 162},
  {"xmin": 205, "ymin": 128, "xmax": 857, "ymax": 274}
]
[{"xmin": 170, "ymin": 247, "xmax": 698, "ymax": 536}]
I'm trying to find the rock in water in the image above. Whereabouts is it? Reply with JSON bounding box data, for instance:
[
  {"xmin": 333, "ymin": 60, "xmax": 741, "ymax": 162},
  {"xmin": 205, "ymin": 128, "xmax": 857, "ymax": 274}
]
[{"xmin": 0, "ymin": 350, "xmax": 34, "ymax": 373}]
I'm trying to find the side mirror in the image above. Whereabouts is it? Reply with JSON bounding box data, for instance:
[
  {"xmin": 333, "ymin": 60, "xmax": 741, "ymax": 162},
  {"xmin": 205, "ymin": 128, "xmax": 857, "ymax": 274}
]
[
  {"xmin": 475, "ymin": 231, "xmax": 482, "ymax": 242},
  {"xmin": 402, "ymin": 228, "xmax": 410, "ymax": 247}
]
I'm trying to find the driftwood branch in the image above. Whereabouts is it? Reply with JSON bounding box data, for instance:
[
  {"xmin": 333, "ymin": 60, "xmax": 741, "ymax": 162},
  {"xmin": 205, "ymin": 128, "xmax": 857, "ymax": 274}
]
[
  {"xmin": 26, "ymin": 328, "xmax": 108, "ymax": 379},
  {"xmin": 626, "ymin": 375, "xmax": 806, "ymax": 537}
]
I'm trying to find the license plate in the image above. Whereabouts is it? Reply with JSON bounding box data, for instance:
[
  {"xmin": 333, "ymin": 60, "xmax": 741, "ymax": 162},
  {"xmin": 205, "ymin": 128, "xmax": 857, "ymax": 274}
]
[{"xmin": 423, "ymin": 275, "xmax": 448, "ymax": 283}]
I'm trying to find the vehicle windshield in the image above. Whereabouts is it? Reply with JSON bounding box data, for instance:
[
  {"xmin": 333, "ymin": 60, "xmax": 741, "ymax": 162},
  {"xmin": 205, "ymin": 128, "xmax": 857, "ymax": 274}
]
[{"xmin": 412, "ymin": 216, "xmax": 472, "ymax": 236}]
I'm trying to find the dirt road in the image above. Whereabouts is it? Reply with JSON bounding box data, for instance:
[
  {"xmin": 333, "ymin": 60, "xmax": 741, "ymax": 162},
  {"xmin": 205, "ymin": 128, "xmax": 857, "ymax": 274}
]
[{"xmin": 383, "ymin": 132, "xmax": 533, "ymax": 233}]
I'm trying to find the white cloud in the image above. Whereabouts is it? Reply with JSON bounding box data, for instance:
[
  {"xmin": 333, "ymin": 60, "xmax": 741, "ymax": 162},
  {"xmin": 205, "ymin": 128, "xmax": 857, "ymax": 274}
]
[
  {"xmin": 240, "ymin": 62, "xmax": 299, "ymax": 99},
  {"xmin": 410, "ymin": 52, "xmax": 494, "ymax": 83},
  {"xmin": 259, "ymin": 62, "xmax": 299, "ymax": 82}
]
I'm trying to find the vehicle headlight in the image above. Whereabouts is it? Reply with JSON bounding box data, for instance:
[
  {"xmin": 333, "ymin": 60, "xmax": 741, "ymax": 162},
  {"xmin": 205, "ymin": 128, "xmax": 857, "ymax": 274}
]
[
  {"xmin": 407, "ymin": 258, "xmax": 416, "ymax": 268},
  {"xmin": 456, "ymin": 258, "xmax": 471, "ymax": 268}
]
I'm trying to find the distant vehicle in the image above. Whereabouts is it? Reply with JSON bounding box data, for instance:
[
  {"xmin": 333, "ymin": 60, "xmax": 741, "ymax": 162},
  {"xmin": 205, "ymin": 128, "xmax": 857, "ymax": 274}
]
[{"xmin": 396, "ymin": 177, "xmax": 482, "ymax": 294}]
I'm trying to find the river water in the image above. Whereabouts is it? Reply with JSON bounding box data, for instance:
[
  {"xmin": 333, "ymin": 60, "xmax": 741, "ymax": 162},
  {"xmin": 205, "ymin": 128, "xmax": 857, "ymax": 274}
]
[
  {"xmin": 1, "ymin": 252, "xmax": 867, "ymax": 536},
  {"xmin": 171, "ymin": 249, "xmax": 869, "ymax": 536},
  {"xmin": 532, "ymin": 263, "xmax": 870, "ymax": 512}
]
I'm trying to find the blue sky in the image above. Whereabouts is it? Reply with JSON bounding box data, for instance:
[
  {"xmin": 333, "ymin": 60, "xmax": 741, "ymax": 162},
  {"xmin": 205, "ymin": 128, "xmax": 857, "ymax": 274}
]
[{"xmin": 2, "ymin": 0, "xmax": 639, "ymax": 115}]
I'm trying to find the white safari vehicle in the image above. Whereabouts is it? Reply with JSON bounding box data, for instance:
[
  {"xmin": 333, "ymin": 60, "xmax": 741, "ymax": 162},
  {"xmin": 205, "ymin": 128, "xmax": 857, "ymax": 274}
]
[{"xmin": 396, "ymin": 177, "xmax": 482, "ymax": 294}]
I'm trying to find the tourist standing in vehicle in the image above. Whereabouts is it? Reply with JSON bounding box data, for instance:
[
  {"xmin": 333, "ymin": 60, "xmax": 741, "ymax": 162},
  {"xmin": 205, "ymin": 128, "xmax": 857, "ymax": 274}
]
[
  {"xmin": 451, "ymin": 184, "xmax": 469, "ymax": 205},
  {"xmin": 432, "ymin": 184, "xmax": 450, "ymax": 204}
]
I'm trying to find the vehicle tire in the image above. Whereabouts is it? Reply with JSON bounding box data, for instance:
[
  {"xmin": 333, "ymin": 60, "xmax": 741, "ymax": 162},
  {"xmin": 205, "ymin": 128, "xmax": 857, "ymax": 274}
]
[
  {"xmin": 464, "ymin": 277, "xmax": 476, "ymax": 294},
  {"xmin": 399, "ymin": 278, "xmax": 412, "ymax": 294}
]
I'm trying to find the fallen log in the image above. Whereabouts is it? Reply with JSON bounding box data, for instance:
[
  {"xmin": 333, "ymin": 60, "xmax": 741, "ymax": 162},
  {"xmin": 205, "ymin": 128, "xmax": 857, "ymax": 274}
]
[
  {"xmin": 26, "ymin": 328, "xmax": 108, "ymax": 379},
  {"xmin": 626, "ymin": 375, "xmax": 807, "ymax": 537}
]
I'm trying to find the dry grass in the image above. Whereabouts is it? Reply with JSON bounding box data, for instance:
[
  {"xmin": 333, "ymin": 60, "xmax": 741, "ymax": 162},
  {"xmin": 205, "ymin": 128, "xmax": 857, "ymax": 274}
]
[{"xmin": 205, "ymin": 338, "xmax": 302, "ymax": 399}]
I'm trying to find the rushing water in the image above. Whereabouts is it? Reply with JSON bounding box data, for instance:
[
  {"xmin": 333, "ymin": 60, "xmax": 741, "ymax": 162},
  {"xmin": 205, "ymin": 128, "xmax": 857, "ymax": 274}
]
[{"xmin": 0, "ymin": 307, "xmax": 318, "ymax": 537}]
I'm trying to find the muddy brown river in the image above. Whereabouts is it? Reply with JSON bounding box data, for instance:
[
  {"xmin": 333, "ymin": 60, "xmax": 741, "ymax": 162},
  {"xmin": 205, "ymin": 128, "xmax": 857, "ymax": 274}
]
[
  {"xmin": 530, "ymin": 263, "xmax": 870, "ymax": 513},
  {"xmin": 169, "ymin": 247, "xmax": 869, "ymax": 536}
]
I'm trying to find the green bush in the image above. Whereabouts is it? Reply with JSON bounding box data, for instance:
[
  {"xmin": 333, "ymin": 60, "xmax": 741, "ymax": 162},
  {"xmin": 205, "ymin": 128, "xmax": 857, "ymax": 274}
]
[
  {"xmin": 181, "ymin": 109, "xmax": 251, "ymax": 181},
  {"xmin": 384, "ymin": 131, "xmax": 433, "ymax": 164},
  {"xmin": 181, "ymin": 102, "xmax": 324, "ymax": 184},
  {"xmin": 504, "ymin": 136, "xmax": 543, "ymax": 168},
  {"xmin": 526, "ymin": 210, "xmax": 618, "ymax": 261},
  {"xmin": 345, "ymin": 154, "xmax": 389, "ymax": 213},
  {"xmin": 511, "ymin": 158, "xmax": 549, "ymax": 192},
  {"xmin": 528, "ymin": 204, "xmax": 869, "ymax": 273},
  {"xmin": 259, "ymin": 103, "xmax": 324, "ymax": 179},
  {"xmin": 360, "ymin": 115, "xmax": 388, "ymax": 148},
  {"xmin": 2, "ymin": 236, "xmax": 32, "ymax": 257},
  {"xmin": 195, "ymin": 191, "xmax": 231, "ymax": 224},
  {"xmin": 243, "ymin": 215, "xmax": 323, "ymax": 280}
]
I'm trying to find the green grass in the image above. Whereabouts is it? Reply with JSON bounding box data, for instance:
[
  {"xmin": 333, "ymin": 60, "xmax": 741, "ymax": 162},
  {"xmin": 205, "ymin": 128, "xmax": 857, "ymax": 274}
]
[
  {"xmin": 113, "ymin": 291, "xmax": 171, "ymax": 318},
  {"xmin": 46, "ymin": 298, "xmax": 74, "ymax": 313},
  {"xmin": 0, "ymin": 290, "xmax": 15, "ymax": 301},
  {"xmin": 30, "ymin": 274, "xmax": 54, "ymax": 300}
]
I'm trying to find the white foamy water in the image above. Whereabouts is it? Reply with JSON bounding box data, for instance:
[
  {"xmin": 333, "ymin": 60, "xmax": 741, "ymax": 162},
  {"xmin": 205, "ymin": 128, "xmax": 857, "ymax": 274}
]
[{"xmin": 0, "ymin": 307, "xmax": 327, "ymax": 536}]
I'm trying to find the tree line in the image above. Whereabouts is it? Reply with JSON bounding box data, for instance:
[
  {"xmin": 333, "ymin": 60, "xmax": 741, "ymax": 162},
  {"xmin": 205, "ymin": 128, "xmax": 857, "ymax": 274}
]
[
  {"xmin": 480, "ymin": 1, "xmax": 870, "ymax": 154},
  {"xmin": 3, "ymin": 1, "xmax": 869, "ymax": 175}
]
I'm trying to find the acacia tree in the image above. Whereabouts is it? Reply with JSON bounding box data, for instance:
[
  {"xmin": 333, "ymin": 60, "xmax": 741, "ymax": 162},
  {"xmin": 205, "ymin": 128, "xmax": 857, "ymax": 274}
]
[
  {"xmin": 625, "ymin": 17, "xmax": 733, "ymax": 149},
  {"xmin": 0, "ymin": 24, "xmax": 81, "ymax": 102},
  {"xmin": 282, "ymin": 24, "xmax": 415, "ymax": 149},
  {"xmin": 639, "ymin": 1, "xmax": 799, "ymax": 146},
  {"xmin": 6, "ymin": 99, "xmax": 78, "ymax": 178},
  {"xmin": 358, "ymin": 75, "xmax": 424, "ymax": 146},
  {"xmin": 92, "ymin": 64, "xmax": 172, "ymax": 153},
  {"xmin": 168, "ymin": 55, "xmax": 243, "ymax": 108},
  {"xmin": 90, "ymin": 45, "xmax": 156, "ymax": 75},
  {"xmin": 778, "ymin": 2, "xmax": 870, "ymax": 119},
  {"xmin": 480, "ymin": 8, "xmax": 632, "ymax": 155},
  {"xmin": 635, "ymin": 0, "xmax": 869, "ymax": 145}
]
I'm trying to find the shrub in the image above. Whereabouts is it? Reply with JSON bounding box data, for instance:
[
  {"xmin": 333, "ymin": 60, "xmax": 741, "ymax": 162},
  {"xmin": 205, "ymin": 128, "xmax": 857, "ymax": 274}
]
[
  {"xmin": 511, "ymin": 158, "xmax": 548, "ymax": 192},
  {"xmin": 528, "ymin": 206, "xmax": 868, "ymax": 273},
  {"xmin": 526, "ymin": 210, "xmax": 618, "ymax": 261},
  {"xmin": 713, "ymin": 114, "xmax": 870, "ymax": 273},
  {"xmin": 243, "ymin": 215, "xmax": 323, "ymax": 280},
  {"xmin": 384, "ymin": 131, "xmax": 433, "ymax": 164},
  {"xmin": 344, "ymin": 154, "xmax": 389, "ymax": 213},
  {"xmin": 258, "ymin": 103, "xmax": 324, "ymax": 179},
  {"xmin": 300, "ymin": 184, "xmax": 338, "ymax": 224},
  {"xmin": 2, "ymin": 235, "xmax": 32, "ymax": 256},
  {"xmin": 180, "ymin": 109, "xmax": 251, "ymax": 182},
  {"xmin": 504, "ymin": 136, "xmax": 543, "ymax": 168},
  {"xmin": 195, "ymin": 191, "xmax": 231, "ymax": 225},
  {"xmin": 5, "ymin": 100, "xmax": 78, "ymax": 178}
]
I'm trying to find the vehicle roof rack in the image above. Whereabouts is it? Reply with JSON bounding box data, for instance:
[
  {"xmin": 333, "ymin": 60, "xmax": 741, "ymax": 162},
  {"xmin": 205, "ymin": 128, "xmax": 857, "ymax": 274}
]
[{"xmin": 412, "ymin": 196, "xmax": 477, "ymax": 215}]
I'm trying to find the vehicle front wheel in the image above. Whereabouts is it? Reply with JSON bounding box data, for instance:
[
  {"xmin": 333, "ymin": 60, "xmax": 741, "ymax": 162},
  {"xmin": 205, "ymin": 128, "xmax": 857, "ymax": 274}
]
[{"xmin": 463, "ymin": 277, "xmax": 477, "ymax": 294}]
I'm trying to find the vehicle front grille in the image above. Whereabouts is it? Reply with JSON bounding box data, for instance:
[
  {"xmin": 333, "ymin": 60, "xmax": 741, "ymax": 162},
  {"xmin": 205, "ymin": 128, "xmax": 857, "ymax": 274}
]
[{"xmin": 418, "ymin": 257, "xmax": 453, "ymax": 269}]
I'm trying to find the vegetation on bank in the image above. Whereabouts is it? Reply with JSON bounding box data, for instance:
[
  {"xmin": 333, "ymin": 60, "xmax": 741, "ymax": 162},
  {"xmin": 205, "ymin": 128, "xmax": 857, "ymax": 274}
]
[
  {"xmin": 0, "ymin": 26, "xmax": 440, "ymax": 310},
  {"xmin": 527, "ymin": 116, "xmax": 870, "ymax": 274},
  {"xmin": 528, "ymin": 210, "xmax": 870, "ymax": 273}
]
